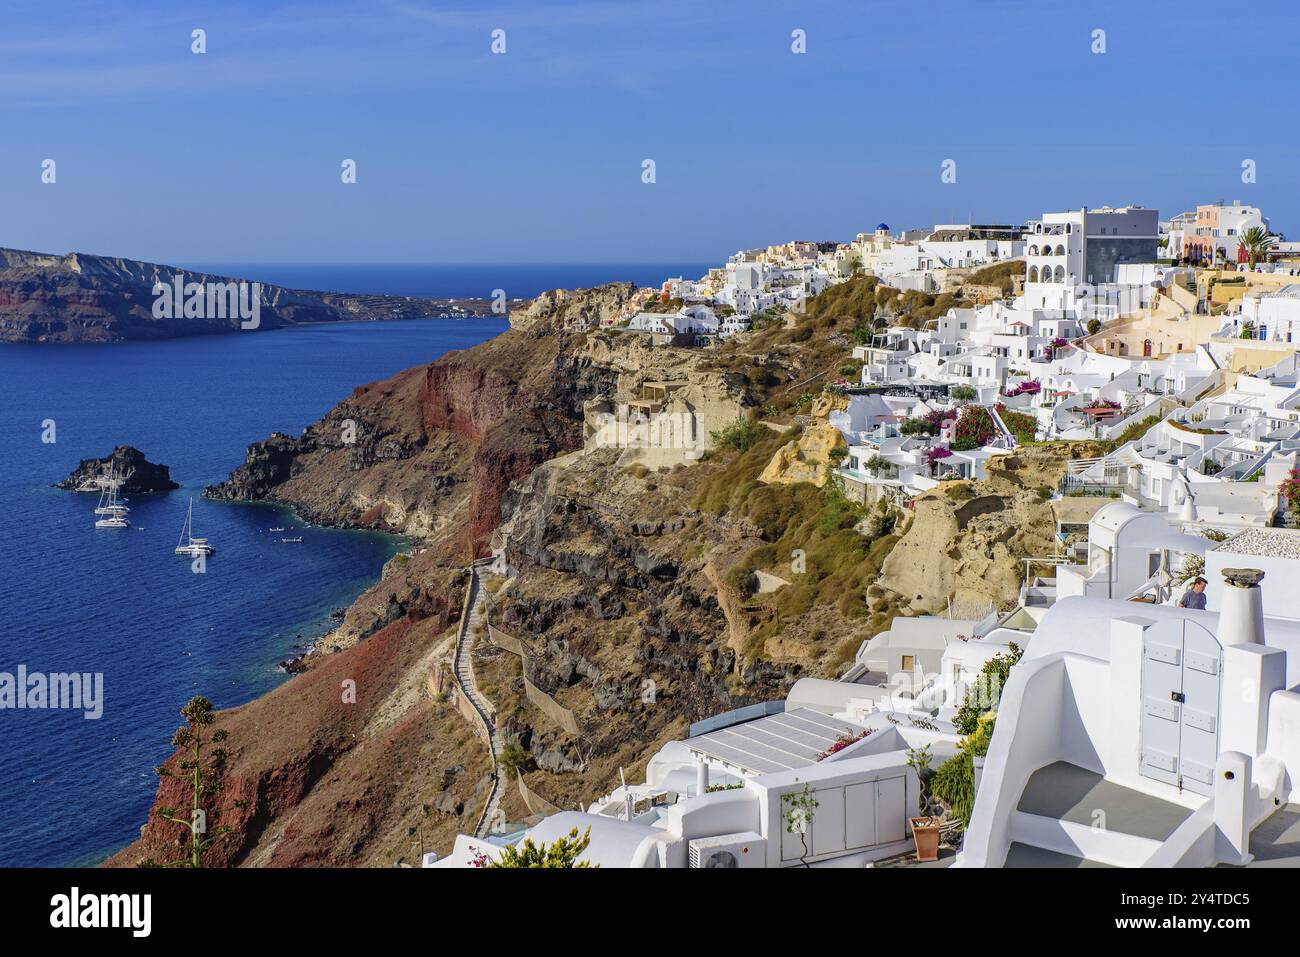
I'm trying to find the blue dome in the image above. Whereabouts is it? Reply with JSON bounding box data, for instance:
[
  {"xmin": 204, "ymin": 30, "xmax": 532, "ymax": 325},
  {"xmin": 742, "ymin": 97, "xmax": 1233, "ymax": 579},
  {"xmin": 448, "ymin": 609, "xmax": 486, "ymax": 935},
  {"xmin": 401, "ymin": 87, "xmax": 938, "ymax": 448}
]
[{"xmin": 876, "ymin": 223, "xmax": 889, "ymax": 231}]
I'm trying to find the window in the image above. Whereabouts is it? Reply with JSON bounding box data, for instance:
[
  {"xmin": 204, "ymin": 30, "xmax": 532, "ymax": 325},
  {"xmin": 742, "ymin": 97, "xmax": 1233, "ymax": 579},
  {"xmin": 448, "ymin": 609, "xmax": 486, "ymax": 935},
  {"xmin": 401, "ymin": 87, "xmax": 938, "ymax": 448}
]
[{"xmin": 901, "ymin": 655, "xmax": 915, "ymax": 672}]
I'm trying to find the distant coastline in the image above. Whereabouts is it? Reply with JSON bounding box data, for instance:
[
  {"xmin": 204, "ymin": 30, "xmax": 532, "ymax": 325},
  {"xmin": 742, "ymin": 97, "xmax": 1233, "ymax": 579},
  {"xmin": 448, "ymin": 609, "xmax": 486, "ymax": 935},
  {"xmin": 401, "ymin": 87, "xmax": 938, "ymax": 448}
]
[
  {"xmin": 0, "ymin": 248, "xmax": 499, "ymax": 344},
  {"xmin": 179, "ymin": 262, "xmax": 715, "ymax": 302}
]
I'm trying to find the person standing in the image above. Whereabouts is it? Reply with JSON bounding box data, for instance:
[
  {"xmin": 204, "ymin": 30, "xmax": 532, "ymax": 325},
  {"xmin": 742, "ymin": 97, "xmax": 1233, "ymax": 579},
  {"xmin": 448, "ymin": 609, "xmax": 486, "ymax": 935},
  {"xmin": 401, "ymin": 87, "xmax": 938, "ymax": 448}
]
[{"xmin": 1179, "ymin": 576, "xmax": 1208, "ymax": 610}]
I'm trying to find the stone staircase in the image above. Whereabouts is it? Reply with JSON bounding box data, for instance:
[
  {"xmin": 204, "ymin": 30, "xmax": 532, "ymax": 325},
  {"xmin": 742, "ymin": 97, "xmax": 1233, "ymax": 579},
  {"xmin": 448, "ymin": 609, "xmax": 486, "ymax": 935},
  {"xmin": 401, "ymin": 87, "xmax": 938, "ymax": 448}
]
[{"xmin": 451, "ymin": 560, "xmax": 506, "ymax": 838}]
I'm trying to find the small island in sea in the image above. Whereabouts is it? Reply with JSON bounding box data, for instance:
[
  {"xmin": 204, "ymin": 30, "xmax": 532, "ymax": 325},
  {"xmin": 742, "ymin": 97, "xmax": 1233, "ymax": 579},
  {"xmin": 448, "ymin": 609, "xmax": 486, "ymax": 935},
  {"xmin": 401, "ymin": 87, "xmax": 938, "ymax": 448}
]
[{"xmin": 55, "ymin": 446, "xmax": 179, "ymax": 494}]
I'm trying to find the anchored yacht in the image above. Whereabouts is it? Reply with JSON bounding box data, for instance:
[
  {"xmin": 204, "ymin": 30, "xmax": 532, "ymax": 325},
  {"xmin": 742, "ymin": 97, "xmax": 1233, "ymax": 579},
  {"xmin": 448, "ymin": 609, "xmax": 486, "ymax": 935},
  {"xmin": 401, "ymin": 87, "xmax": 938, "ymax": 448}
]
[
  {"xmin": 174, "ymin": 497, "xmax": 216, "ymax": 557},
  {"xmin": 93, "ymin": 466, "xmax": 131, "ymax": 529}
]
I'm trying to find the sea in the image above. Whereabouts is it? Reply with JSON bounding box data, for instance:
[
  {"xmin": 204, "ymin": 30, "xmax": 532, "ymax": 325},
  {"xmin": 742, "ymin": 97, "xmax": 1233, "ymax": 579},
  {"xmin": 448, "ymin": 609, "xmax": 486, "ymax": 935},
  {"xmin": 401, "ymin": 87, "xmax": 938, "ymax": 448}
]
[{"xmin": 0, "ymin": 262, "xmax": 708, "ymax": 867}]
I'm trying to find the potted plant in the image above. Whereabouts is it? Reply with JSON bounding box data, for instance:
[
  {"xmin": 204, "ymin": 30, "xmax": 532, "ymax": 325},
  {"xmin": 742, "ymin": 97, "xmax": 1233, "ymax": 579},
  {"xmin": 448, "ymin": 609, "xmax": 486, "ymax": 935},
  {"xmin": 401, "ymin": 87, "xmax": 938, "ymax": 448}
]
[{"xmin": 907, "ymin": 745, "xmax": 942, "ymax": 862}]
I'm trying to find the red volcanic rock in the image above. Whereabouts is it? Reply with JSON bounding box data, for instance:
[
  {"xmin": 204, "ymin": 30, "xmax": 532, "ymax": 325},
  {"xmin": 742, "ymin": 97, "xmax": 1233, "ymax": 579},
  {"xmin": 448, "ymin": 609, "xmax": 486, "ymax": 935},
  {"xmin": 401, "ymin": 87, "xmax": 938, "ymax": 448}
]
[
  {"xmin": 205, "ymin": 320, "xmax": 616, "ymax": 559},
  {"xmin": 104, "ymin": 614, "xmax": 448, "ymax": 867}
]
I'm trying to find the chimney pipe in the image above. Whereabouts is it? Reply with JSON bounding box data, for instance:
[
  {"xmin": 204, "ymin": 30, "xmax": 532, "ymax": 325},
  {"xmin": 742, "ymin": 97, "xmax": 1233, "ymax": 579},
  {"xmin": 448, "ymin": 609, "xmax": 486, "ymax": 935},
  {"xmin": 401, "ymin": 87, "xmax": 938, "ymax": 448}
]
[
  {"xmin": 1219, "ymin": 568, "xmax": 1265, "ymax": 645},
  {"xmin": 696, "ymin": 760, "xmax": 710, "ymax": 797}
]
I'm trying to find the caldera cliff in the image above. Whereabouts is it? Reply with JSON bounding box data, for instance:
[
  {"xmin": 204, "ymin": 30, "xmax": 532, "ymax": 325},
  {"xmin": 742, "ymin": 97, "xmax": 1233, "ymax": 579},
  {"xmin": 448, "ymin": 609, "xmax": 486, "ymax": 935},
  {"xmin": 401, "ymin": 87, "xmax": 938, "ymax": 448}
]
[{"xmin": 106, "ymin": 278, "xmax": 1074, "ymax": 866}]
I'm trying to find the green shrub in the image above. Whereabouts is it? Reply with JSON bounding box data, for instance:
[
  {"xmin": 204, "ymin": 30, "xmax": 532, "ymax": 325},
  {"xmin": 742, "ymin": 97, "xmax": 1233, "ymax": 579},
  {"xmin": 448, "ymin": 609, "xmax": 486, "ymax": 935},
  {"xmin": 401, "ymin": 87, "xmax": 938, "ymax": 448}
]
[
  {"xmin": 497, "ymin": 741, "xmax": 532, "ymax": 780},
  {"xmin": 954, "ymin": 642, "xmax": 1023, "ymax": 735},
  {"xmin": 711, "ymin": 417, "xmax": 767, "ymax": 453},
  {"xmin": 931, "ymin": 718, "xmax": 996, "ymax": 826},
  {"xmin": 727, "ymin": 565, "xmax": 757, "ymax": 597},
  {"xmin": 490, "ymin": 827, "xmax": 593, "ymax": 868}
]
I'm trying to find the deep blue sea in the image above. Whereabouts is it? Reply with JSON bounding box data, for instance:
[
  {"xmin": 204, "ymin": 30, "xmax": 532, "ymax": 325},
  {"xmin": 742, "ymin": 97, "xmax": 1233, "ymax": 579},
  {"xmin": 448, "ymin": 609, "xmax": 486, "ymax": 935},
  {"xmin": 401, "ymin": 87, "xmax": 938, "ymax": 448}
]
[
  {"xmin": 0, "ymin": 285, "xmax": 540, "ymax": 865},
  {"xmin": 0, "ymin": 262, "xmax": 705, "ymax": 867}
]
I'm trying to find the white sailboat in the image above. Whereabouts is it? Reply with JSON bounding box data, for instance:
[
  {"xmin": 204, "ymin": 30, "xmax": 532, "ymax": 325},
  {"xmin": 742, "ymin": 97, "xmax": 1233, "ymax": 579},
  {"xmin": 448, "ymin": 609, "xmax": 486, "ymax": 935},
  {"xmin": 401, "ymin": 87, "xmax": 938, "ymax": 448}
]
[
  {"xmin": 93, "ymin": 466, "xmax": 131, "ymax": 529},
  {"xmin": 175, "ymin": 497, "xmax": 216, "ymax": 557}
]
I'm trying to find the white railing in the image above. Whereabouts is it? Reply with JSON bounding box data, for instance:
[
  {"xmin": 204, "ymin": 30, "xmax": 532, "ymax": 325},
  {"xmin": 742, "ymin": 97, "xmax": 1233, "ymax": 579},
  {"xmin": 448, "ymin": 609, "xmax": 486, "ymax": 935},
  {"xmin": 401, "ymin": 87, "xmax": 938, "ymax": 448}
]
[{"xmin": 987, "ymin": 404, "xmax": 1018, "ymax": 449}]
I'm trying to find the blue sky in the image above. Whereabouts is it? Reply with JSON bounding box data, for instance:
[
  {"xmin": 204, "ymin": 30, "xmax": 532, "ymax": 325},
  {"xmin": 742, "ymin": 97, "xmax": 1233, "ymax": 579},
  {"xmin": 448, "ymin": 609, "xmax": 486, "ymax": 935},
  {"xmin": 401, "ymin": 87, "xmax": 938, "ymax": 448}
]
[{"xmin": 1, "ymin": 0, "xmax": 1297, "ymax": 264}]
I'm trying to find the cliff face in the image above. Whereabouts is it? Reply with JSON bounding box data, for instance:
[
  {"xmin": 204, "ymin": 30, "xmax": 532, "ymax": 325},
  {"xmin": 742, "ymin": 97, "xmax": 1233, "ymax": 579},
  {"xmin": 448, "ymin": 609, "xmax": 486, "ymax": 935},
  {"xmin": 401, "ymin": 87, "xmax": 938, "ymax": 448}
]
[
  {"xmin": 877, "ymin": 445, "xmax": 1097, "ymax": 614},
  {"xmin": 0, "ymin": 247, "xmax": 491, "ymax": 342},
  {"xmin": 104, "ymin": 606, "xmax": 486, "ymax": 867},
  {"xmin": 109, "ymin": 284, "xmax": 855, "ymax": 866},
  {"xmin": 205, "ymin": 320, "xmax": 619, "ymax": 555},
  {"xmin": 507, "ymin": 281, "xmax": 649, "ymax": 333}
]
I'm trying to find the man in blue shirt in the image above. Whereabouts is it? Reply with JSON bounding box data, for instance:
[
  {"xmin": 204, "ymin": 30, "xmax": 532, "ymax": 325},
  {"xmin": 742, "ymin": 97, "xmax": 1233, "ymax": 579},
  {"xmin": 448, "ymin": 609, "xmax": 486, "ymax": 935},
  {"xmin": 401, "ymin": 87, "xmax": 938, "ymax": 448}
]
[{"xmin": 1179, "ymin": 576, "xmax": 1208, "ymax": 610}]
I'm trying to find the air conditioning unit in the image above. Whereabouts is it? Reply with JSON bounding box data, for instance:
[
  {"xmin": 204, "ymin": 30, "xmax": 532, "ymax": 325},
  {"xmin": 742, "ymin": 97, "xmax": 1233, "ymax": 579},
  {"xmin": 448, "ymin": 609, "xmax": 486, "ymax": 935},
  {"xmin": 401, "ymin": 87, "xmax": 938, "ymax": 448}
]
[{"xmin": 688, "ymin": 832, "xmax": 766, "ymax": 869}]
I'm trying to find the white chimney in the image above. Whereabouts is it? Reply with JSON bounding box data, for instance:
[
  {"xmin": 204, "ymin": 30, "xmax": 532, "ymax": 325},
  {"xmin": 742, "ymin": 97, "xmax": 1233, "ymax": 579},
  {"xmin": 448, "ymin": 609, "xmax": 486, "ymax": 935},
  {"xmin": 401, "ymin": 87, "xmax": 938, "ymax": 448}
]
[
  {"xmin": 696, "ymin": 760, "xmax": 710, "ymax": 796},
  {"xmin": 1179, "ymin": 487, "xmax": 1198, "ymax": 522},
  {"xmin": 1219, "ymin": 568, "xmax": 1265, "ymax": 645}
]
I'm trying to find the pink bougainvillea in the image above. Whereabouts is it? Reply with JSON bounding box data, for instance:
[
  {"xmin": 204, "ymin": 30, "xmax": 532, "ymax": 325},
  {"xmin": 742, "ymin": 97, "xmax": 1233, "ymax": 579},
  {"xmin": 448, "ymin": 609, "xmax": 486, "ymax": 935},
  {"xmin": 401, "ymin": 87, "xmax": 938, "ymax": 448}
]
[
  {"xmin": 1005, "ymin": 379, "xmax": 1041, "ymax": 397},
  {"xmin": 818, "ymin": 728, "xmax": 873, "ymax": 760}
]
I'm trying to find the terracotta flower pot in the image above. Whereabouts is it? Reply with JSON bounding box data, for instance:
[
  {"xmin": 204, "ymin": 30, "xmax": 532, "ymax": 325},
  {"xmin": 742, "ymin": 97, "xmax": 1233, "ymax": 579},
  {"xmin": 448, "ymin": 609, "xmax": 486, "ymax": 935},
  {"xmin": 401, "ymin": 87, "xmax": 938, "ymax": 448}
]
[{"xmin": 909, "ymin": 816, "xmax": 941, "ymax": 862}]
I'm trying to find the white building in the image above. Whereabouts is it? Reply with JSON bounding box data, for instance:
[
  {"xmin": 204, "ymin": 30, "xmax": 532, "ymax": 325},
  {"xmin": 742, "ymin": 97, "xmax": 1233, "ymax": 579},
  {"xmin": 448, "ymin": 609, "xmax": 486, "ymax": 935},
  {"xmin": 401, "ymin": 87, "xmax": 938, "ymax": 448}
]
[
  {"xmin": 959, "ymin": 560, "xmax": 1300, "ymax": 867},
  {"xmin": 1022, "ymin": 205, "xmax": 1160, "ymax": 314},
  {"xmin": 1239, "ymin": 284, "xmax": 1300, "ymax": 345}
]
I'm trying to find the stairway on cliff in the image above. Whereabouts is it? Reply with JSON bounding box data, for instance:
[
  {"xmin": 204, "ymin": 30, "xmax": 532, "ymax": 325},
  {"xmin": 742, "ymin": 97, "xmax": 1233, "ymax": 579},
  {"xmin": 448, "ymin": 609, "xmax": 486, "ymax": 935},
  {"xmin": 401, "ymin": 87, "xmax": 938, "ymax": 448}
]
[{"xmin": 452, "ymin": 563, "xmax": 506, "ymax": 838}]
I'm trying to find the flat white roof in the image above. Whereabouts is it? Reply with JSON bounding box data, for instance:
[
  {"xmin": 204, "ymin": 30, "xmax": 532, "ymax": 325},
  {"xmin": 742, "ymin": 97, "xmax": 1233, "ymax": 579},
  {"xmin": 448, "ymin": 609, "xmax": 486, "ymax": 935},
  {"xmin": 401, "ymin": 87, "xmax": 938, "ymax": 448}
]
[{"xmin": 685, "ymin": 708, "xmax": 863, "ymax": 775}]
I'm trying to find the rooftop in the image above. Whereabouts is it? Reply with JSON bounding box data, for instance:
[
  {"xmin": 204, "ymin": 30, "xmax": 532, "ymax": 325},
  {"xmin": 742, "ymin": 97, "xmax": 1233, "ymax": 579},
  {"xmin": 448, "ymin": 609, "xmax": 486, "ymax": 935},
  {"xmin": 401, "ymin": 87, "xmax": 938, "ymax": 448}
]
[
  {"xmin": 1214, "ymin": 528, "xmax": 1300, "ymax": 561},
  {"xmin": 685, "ymin": 707, "xmax": 864, "ymax": 776}
]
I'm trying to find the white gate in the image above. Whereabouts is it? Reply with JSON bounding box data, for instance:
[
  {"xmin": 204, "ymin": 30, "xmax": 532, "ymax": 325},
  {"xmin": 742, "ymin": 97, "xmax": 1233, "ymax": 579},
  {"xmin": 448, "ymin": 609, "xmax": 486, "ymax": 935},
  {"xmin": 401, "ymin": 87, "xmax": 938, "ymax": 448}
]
[{"xmin": 1140, "ymin": 619, "xmax": 1222, "ymax": 796}]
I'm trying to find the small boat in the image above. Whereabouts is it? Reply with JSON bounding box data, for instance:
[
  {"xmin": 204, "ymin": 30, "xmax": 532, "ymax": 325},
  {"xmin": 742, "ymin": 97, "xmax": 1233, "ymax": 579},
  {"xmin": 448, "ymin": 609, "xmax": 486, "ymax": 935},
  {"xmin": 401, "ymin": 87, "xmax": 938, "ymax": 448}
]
[
  {"xmin": 175, "ymin": 497, "xmax": 216, "ymax": 557},
  {"xmin": 280, "ymin": 537, "xmax": 304, "ymax": 544},
  {"xmin": 95, "ymin": 514, "xmax": 129, "ymax": 529},
  {"xmin": 269, "ymin": 527, "xmax": 285, "ymax": 532}
]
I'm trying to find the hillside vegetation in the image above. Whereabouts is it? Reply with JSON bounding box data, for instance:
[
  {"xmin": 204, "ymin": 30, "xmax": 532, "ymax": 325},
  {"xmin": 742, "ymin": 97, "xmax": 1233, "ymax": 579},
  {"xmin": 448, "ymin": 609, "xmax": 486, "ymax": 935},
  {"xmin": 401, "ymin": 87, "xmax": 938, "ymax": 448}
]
[{"xmin": 964, "ymin": 259, "xmax": 1025, "ymax": 295}]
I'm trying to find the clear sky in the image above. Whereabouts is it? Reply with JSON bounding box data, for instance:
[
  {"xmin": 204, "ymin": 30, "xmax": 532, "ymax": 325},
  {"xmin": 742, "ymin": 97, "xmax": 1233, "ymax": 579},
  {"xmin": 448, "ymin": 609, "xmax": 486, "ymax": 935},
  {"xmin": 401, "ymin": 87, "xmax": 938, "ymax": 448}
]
[{"xmin": 2, "ymin": 0, "xmax": 1297, "ymax": 264}]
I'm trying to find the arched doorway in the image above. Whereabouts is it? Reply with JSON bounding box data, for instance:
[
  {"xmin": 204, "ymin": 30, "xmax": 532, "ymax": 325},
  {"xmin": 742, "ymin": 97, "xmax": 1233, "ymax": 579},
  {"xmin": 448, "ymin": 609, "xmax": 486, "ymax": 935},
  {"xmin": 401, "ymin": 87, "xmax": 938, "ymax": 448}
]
[{"xmin": 1143, "ymin": 339, "xmax": 1153, "ymax": 357}]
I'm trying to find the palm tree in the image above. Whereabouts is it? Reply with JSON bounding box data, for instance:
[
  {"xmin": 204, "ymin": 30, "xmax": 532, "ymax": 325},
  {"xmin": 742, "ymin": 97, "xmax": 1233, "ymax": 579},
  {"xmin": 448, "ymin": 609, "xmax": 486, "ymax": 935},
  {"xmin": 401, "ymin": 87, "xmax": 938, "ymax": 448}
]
[{"xmin": 1239, "ymin": 226, "xmax": 1278, "ymax": 267}]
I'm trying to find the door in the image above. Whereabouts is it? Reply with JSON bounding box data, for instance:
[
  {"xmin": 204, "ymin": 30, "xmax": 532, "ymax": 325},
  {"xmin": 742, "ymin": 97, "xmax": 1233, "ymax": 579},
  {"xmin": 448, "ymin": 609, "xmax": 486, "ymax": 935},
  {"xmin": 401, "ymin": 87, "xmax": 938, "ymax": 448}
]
[
  {"xmin": 845, "ymin": 782, "xmax": 877, "ymax": 849},
  {"xmin": 812, "ymin": 787, "xmax": 846, "ymax": 857},
  {"xmin": 1140, "ymin": 620, "xmax": 1222, "ymax": 796},
  {"xmin": 875, "ymin": 776, "xmax": 907, "ymax": 844}
]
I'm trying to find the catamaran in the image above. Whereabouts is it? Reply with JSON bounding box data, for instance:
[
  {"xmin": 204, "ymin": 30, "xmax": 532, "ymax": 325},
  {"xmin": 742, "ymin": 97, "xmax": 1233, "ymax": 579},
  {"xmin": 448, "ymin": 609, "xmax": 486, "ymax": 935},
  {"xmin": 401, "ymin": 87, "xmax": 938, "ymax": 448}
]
[
  {"xmin": 93, "ymin": 466, "xmax": 131, "ymax": 529},
  {"xmin": 175, "ymin": 497, "xmax": 216, "ymax": 557}
]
